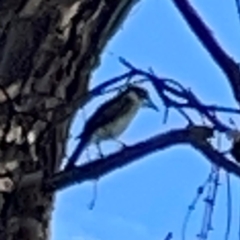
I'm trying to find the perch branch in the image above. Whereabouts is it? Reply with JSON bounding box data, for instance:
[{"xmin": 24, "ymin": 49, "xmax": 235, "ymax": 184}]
[{"xmin": 43, "ymin": 128, "xmax": 240, "ymax": 192}]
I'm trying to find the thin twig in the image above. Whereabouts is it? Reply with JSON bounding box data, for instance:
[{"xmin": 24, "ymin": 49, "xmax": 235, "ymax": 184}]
[
  {"xmin": 163, "ymin": 232, "xmax": 173, "ymax": 240},
  {"xmin": 88, "ymin": 180, "xmax": 98, "ymax": 210},
  {"xmin": 197, "ymin": 166, "xmax": 220, "ymax": 240},
  {"xmin": 235, "ymin": 0, "xmax": 240, "ymax": 27},
  {"xmin": 224, "ymin": 172, "xmax": 232, "ymax": 240},
  {"xmin": 181, "ymin": 171, "xmax": 213, "ymax": 240}
]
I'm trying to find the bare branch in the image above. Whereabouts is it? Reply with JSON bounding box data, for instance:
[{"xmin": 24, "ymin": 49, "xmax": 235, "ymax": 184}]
[
  {"xmin": 44, "ymin": 128, "xmax": 240, "ymax": 192},
  {"xmin": 120, "ymin": 58, "xmax": 231, "ymax": 132},
  {"xmin": 172, "ymin": 0, "xmax": 240, "ymax": 105}
]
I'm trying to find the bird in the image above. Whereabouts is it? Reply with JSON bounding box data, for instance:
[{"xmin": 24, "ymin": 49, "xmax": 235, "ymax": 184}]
[{"xmin": 64, "ymin": 85, "xmax": 158, "ymax": 170}]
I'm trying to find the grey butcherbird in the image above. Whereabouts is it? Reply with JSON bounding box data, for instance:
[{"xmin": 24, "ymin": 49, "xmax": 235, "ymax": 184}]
[{"xmin": 64, "ymin": 85, "xmax": 159, "ymax": 170}]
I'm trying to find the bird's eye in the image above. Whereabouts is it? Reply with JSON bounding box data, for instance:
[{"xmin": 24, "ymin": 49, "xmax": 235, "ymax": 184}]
[{"xmin": 138, "ymin": 89, "xmax": 148, "ymax": 99}]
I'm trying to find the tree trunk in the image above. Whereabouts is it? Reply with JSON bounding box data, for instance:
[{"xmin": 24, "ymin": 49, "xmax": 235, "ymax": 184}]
[{"xmin": 0, "ymin": 0, "xmax": 139, "ymax": 239}]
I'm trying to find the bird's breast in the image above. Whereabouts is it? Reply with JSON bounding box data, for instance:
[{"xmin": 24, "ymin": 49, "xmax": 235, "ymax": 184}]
[{"xmin": 91, "ymin": 104, "xmax": 140, "ymax": 142}]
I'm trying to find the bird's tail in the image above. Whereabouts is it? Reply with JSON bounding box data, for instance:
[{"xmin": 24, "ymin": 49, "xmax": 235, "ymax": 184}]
[{"xmin": 64, "ymin": 137, "xmax": 88, "ymax": 170}]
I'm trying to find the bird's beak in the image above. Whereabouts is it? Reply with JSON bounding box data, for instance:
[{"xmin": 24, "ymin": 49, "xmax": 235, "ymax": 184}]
[{"xmin": 143, "ymin": 98, "xmax": 159, "ymax": 111}]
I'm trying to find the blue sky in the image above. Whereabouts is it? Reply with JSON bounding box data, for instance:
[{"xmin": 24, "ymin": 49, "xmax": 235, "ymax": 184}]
[{"xmin": 52, "ymin": 1, "xmax": 240, "ymax": 240}]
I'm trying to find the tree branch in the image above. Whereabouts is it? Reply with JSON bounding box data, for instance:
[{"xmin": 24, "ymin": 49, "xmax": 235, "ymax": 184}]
[
  {"xmin": 172, "ymin": 0, "xmax": 240, "ymax": 105},
  {"xmin": 44, "ymin": 128, "xmax": 240, "ymax": 192}
]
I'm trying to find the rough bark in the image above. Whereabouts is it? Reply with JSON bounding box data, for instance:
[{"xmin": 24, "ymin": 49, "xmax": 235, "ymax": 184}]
[{"xmin": 0, "ymin": 0, "xmax": 139, "ymax": 239}]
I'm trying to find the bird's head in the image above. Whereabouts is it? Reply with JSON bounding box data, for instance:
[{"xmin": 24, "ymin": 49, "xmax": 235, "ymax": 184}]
[{"xmin": 126, "ymin": 85, "xmax": 159, "ymax": 111}]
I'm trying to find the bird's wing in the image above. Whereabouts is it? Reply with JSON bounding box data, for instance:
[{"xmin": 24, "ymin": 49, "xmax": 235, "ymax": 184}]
[{"xmin": 82, "ymin": 93, "xmax": 134, "ymax": 136}]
